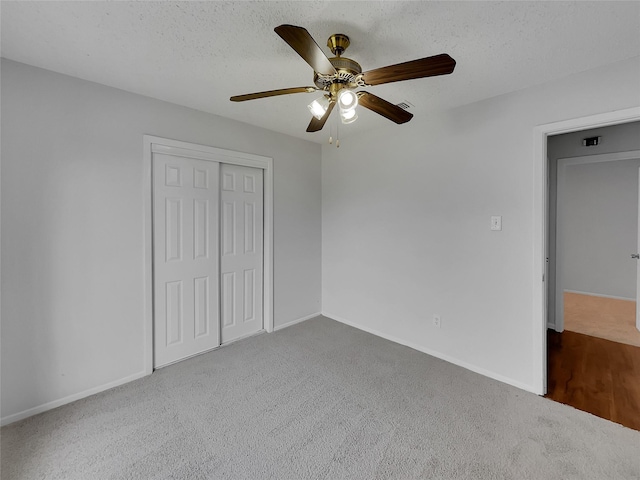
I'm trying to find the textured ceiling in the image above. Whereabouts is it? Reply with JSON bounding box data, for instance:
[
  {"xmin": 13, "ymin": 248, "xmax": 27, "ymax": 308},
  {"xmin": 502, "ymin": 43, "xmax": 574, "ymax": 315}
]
[{"xmin": 2, "ymin": 1, "xmax": 640, "ymax": 143}]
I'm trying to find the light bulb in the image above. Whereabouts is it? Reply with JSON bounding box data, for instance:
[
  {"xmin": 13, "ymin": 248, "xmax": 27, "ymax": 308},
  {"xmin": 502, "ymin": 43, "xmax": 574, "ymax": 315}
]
[{"xmin": 337, "ymin": 90, "xmax": 358, "ymax": 111}]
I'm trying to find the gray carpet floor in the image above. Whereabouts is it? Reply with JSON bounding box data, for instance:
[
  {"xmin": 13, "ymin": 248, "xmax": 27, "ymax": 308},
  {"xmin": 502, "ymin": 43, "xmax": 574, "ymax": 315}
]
[{"xmin": 2, "ymin": 316, "xmax": 639, "ymax": 479}]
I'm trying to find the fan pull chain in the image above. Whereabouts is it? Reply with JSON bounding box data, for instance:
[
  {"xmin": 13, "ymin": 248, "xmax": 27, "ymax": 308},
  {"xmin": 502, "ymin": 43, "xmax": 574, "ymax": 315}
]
[
  {"xmin": 336, "ymin": 121, "xmax": 340, "ymax": 148},
  {"xmin": 329, "ymin": 124, "xmax": 332, "ymax": 144}
]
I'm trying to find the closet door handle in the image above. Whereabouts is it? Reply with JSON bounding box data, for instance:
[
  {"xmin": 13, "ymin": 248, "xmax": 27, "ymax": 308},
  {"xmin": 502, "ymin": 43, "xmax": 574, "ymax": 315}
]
[{"xmin": 631, "ymin": 254, "xmax": 640, "ymax": 259}]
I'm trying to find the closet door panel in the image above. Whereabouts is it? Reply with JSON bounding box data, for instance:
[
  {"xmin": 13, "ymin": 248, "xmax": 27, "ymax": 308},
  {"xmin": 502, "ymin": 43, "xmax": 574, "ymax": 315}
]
[
  {"xmin": 220, "ymin": 164, "xmax": 264, "ymax": 343},
  {"xmin": 153, "ymin": 154, "xmax": 220, "ymax": 367}
]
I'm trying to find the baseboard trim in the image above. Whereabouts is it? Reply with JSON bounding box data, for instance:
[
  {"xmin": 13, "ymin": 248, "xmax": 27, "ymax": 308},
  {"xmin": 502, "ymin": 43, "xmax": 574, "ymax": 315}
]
[
  {"xmin": 2, "ymin": 314, "xmax": 321, "ymax": 426},
  {"xmin": 273, "ymin": 312, "xmax": 321, "ymax": 332},
  {"xmin": 221, "ymin": 329, "xmax": 266, "ymax": 347},
  {"xmin": 323, "ymin": 312, "xmax": 538, "ymax": 395},
  {"xmin": 1, "ymin": 370, "xmax": 149, "ymax": 427},
  {"xmin": 564, "ymin": 290, "xmax": 635, "ymax": 302}
]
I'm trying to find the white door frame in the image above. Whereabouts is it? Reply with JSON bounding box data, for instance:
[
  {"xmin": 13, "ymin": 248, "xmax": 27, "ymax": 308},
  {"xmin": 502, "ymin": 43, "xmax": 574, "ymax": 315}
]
[
  {"xmin": 554, "ymin": 150, "xmax": 640, "ymax": 333},
  {"xmin": 532, "ymin": 106, "xmax": 640, "ymax": 395},
  {"xmin": 142, "ymin": 135, "xmax": 274, "ymax": 374}
]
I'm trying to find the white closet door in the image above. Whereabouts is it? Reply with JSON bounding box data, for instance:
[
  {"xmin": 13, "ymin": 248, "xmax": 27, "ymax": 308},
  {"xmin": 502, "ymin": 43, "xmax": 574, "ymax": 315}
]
[
  {"xmin": 220, "ymin": 164, "xmax": 264, "ymax": 343},
  {"xmin": 153, "ymin": 153, "xmax": 220, "ymax": 367}
]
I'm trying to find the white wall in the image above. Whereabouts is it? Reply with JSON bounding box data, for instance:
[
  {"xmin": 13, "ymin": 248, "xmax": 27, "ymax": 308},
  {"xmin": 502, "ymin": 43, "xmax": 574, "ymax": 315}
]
[
  {"xmin": 1, "ymin": 59, "xmax": 322, "ymax": 423},
  {"xmin": 562, "ymin": 158, "xmax": 640, "ymax": 299},
  {"xmin": 322, "ymin": 56, "xmax": 640, "ymax": 392},
  {"xmin": 546, "ymin": 122, "xmax": 640, "ymax": 322},
  {"xmin": 548, "ymin": 122, "xmax": 640, "ymax": 161}
]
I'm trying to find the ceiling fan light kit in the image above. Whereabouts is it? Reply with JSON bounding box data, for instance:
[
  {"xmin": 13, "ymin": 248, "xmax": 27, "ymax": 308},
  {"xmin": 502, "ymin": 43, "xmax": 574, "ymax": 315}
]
[
  {"xmin": 336, "ymin": 89, "xmax": 358, "ymax": 124},
  {"xmin": 230, "ymin": 24, "xmax": 456, "ymax": 136}
]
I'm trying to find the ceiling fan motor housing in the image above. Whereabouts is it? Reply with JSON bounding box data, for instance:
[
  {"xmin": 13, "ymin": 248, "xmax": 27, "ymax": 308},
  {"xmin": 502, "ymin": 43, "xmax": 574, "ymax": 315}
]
[
  {"xmin": 314, "ymin": 33, "xmax": 362, "ymax": 90},
  {"xmin": 314, "ymin": 56, "xmax": 362, "ymax": 89}
]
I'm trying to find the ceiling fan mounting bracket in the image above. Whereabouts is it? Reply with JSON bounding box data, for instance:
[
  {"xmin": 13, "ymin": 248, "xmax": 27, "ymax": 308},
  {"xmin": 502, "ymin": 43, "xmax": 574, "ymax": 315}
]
[{"xmin": 327, "ymin": 34, "xmax": 350, "ymax": 56}]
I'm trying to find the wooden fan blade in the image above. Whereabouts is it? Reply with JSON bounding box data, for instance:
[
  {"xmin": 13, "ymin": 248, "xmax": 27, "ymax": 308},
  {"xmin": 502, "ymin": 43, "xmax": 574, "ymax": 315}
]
[
  {"xmin": 230, "ymin": 86, "xmax": 317, "ymax": 102},
  {"xmin": 275, "ymin": 25, "xmax": 337, "ymax": 76},
  {"xmin": 358, "ymin": 92, "xmax": 413, "ymax": 124},
  {"xmin": 362, "ymin": 54, "xmax": 456, "ymax": 86},
  {"xmin": 306, "ymin": 101, "xmax": 335, "ymax": 132}
]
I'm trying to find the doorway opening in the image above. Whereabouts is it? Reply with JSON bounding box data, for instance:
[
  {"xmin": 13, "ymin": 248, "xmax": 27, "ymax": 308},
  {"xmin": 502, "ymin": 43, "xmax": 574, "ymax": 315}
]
[
  {"xmin": 533, "ymin": 106, "xmax": 640, "ymax": 395},
  {"xmin": 549, "ymin": 130, "xmax": 640, "ymax": 346},
  {"xmin": 542, "ymin": 119, "xmax": 640, "ymax": 430}
]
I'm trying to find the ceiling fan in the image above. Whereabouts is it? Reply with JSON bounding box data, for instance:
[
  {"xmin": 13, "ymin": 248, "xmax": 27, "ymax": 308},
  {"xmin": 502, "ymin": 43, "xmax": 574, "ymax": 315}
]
[{"xmin": 230, "ymin": 24, "xmax": 456, "ymax": 133}]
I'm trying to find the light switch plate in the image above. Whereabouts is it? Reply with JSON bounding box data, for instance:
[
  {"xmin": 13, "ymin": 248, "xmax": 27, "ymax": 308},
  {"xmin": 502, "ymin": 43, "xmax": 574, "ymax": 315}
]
[{"xmin": 491, "ymin": 215, "xmax": 502, "ymax": 231}]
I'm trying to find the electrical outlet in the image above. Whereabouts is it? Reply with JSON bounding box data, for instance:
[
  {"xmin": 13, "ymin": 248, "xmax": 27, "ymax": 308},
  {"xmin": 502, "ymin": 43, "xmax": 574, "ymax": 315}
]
[{"xmin": 433, "ymin": 315, "xmax": 441, "ymax": 328}]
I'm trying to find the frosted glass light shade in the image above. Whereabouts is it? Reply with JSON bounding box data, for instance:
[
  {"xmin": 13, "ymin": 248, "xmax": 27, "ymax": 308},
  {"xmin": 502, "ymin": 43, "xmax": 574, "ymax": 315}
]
[
  {"xmin": 308, "ymin": 96, "xmax": 330, "ymax": 120},
  {"xmin": 338, "ymin": 89, "xmax": 358, "ymax": 111},
  {"xmin": 340, "ymin": 108, "xmax": 358, "ymax": 124}
]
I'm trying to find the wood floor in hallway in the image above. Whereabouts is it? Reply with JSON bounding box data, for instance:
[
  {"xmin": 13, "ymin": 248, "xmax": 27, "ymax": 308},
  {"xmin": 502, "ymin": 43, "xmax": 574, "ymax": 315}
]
[
  {"xmin": 546, "ymin": 330, "xmax": 640, "ymax": 431},
  {"xmin": 564, "ymin": 292, "xmax": 640, "ymax": 347}
]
